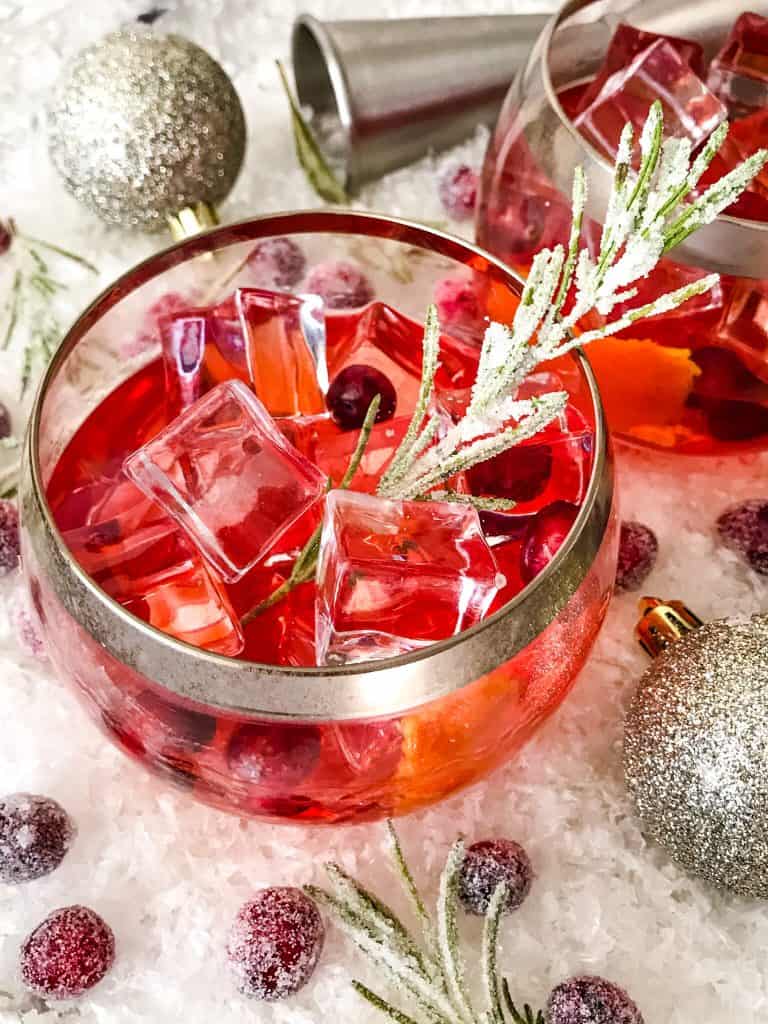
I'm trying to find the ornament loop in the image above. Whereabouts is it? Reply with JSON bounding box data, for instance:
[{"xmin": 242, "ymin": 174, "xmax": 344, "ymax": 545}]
[{"xmin": 635, "ymin": 597, "xmax": 703, "ymax": 658}]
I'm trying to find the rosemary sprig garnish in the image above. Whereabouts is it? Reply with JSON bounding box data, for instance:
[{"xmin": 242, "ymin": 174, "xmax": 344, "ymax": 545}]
[
  {"xmin": 308, "ymin": 822, "xmax": 543, "ymax": 1024},
  {"xmin": 245, "ymin": 102, "xmax": 767, "ymax": 618}
]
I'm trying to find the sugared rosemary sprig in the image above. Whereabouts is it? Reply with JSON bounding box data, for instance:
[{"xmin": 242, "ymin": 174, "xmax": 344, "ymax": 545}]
[
  {"xmin": 307, "ymin": 821, "xmax": 542, "ymax": 1024},
  {"xmin": 245, "ymin": 102, "xmax": 767, "ymax": 618}
]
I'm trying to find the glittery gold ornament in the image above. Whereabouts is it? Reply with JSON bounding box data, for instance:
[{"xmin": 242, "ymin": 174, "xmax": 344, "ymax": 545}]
[
  {"xmin": 48, "ymin": 29, "xmax": 246, "ymax": 234},
  {"xmin": 624, "ymin": 608, "xmax": 768, "ymax": 899}
]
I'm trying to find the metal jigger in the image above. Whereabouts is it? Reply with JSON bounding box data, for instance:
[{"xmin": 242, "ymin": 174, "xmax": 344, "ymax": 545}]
[{"xmin": 292, "ymin": 12, "xmax": 548, "ymax": 193}]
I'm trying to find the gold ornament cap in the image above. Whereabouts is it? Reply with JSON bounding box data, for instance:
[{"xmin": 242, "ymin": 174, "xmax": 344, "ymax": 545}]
[{"xmin": 635, "ymin": 597, "xmax": 703, "ymax": 658}]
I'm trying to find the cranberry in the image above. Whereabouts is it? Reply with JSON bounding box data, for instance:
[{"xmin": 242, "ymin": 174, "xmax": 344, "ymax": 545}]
[
  {"xmin": 717, "ymin": 498, "xmax": 768, "ymax": 574},
  {"xmin": 227, "ymin": 888, "xmax": 324, "ymax": 1000},
  {"xmin": 0, "ymin": 794, "xmax": 75, "ymax": 884},
  {"xmin": 227, "ymin": 724, "xmax": 321, "ymax": 787},
  {"xmin": 438, "ymin": 163, "xmax": 479, "ymax": 220},
  {"xmin": 12, "ymin": 602, "xmax": 47, "ymax": 661},
  {"xmin": 326, "ymin": 364, "xmax": 397, "ymax": 430},
  {"xmin": 0, "ymin": 401, "xmax": 11, "ymax": 440},
  {"xmin": 247, "ymin": 237, "xmax": 306, "ymax": 289},
  {"xmin": 691, "ymin": 346, "xmax": 755, "ymax": 397},
  {"xmin": 469, "ymin": 444, "xmax": 553, "ymax": 504},
  {"xmin": 20, "ymin": 906, "xmax": 115, "ymax": 999},
  {"xmin": 520, "ymin": 501, "xmax": 579, "ymax": 584},
  {"xmin": 615, "ymin": 521, "xmax": 658, "ymax": 592},
  {"xmin": 458, "ymin": 838, "xmax": 533, "ymax": 916},
  {"xmin": 545, "ymin": 976, "xmax": 644, "ymax": 1024},
  {"xmin": 705, "ymin": 398, "xmax": 768, "ymax": 441},
  {"xmin": 434, "ymin": 275, "xmax": 483, "ymax": 332},
  {"xmin": 135, "ymin": 690, "xmax": 217, "ymax": 751},
  {"xmin": 0, "ymin": 499, "xmax": 20, "ymax": 574},
  {"xmin": 0, "ymin": 219, "xmax": 13, "ymax": 256},
  {"xmin": 306, "ymin": 261, "xmax": 374, "ymax": 309}
]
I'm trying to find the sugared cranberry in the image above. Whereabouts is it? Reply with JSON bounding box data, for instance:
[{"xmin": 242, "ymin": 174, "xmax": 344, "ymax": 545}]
[
  {"xmin": 469, "ymin": 444, "xmax": 553, "ymax": 505},
  {"xmin": 0, "ymin": 401, "xmax": 11, "ymax": 440},
  {"xmin": 306, "ymin": 261, "xmax": 374, "ymax": 309},
  {"xmin": 458, "ymin": 838, "xmax": 533, "ymax": 916},
  {"xmin": 520, "ymin": 501, "xmax": 579, "ymax": 584},
  {"xmin": 227, "ymin": 724, "xmax": 321, "ymax": 787},
  {"xmin": 705, "ymin": 398, "xmax": 768, "ymax": 441},
  {"xmin": 438, "ymin": 163, "xmax": 479, "ymax": 220},
  {"xmin": 20, "ymin": 906, "xmax": 115, "ymax": 999},
  {"xmin": 247, "ymin": 237, "xmax": 306, "ymax": 289},
  {"xmin": 227, "ymin": 888, "xmax": 324, "ymax": 1000},
  {"xmin": 717, "ymin": 498, "xmax": 768, "ymax": 574},
  {"xmin": 0, "ymin": 794, "xmax": 75, "ymax": 884},
  {"xmin": 0, "ymin": 219, "xmax": 13, "ymax": 256},
  {"xmin": 615, "ymin": 521, "xmax": 658, "ymax": 592},
  {"xmin": 545, "ymin": 976, "xmax": 644, "ymax": 1024},
  {"xmin": 135, "ymin": 689, "xmax": 217, "ymax": 751},
  {"xmin": 434, "ymin": 275, "xmax": 483, "ymax": 332},
  {"xmin": 0, "ymin": 499, "xmax": 20, "ymax": 574},
  {"xmin": 326, "ymin": 364, "xmax": 397, "ymax": 429}
]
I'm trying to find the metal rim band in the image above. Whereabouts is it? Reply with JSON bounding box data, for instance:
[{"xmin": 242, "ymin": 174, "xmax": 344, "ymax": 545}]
[{"xmin": 22, "ymin": 210, "xmax": 614, "ymax": 722}]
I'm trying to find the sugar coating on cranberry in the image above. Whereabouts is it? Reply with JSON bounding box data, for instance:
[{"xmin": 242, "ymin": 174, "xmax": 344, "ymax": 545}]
[
  {"xmin": 306, "ymin": 261, "xmax": 374, "ymax": 309},
  {"xmin": 717, "ymin": 499, "xmax": 768, "ymax": 558},
  {"xmin": 434, "ymin": 275, "xmax": 483, "ymax": 330},
  {"xmin": 521, "ymin": 501, "xmax": 579, "ymax": 584},
  {"xmin": 227, "ymin": 887, "xmax": 324, "ymax": 1000},
  {"xmin": 438, "ymin": 163, "xmax": 479, "ymax": 220},
  {"xmin": 20, "ymin": 905, "xmax": 115, "ymax": 1000},
  {"xmin": 458, "ymin": 838, "xmax": 533, "ymax": 916},
  {"xmin": 545, "ymin": 975, "xmax": 644, "ymax": 1024},
  {"xmin": 615, "ymin": 521, "xmax": 658, "ymax": 592},
  {"xmin": 227, "ymin": 724, "xmax": 321, "ymax": 787},
  {"xmin": 0, "ymin": 499, "xmax": 20, "ymax": 574},
  {"xmin": 326, "ymin": 364, "xmax": 397, "ymax": 430},
  {"xmin": 0, "ymin": 794, "xmax": 75, "ymax": 884},
  {"xmin": 247, "ymin": 237, "xmax": 306, "ymax": 289}
]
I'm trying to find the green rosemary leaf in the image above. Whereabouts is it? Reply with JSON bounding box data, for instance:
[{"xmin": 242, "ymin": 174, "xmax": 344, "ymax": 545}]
[
  {"xmin": 386, "ymin": 821, "xmax": 439, "ymax": 968},
  {"xmin": 339, "ymin": 395, "xmax": 381, "ymax": 489},
  {"xmin": 436, "ymin": 838, "xmax": 476, "ymax": 1024},
  {"xmin": 352, "ymin": 981, "xmax": 433, "ymax": 1024},
  {"xmin": 1, "ymin": 270, "xmax": 22, "ymax": 350},
  {"xmin": 277, "ymin": 60, "xmax": 349, "ymax": 205},
  {"xmin": 418, "ymin": 491, "xmax": 517, "ymax": 513},
  {"xmin": 481, "ymin": 884, "xmax": 507, "ymax": 1024},
  {"xmin": 552, "ymin": 165, "xmax": 586, "ymax": 315},
  {"xmin": 626, "ymin": 99, "xmax": 663, "ymax": 224},
  {"xmin": 502, "ymin": 981, "xmax": 543, "ymax": 1024},
  {"xmin": 17, "ymin": 233, "xmax": 98, "ymax": 274}
]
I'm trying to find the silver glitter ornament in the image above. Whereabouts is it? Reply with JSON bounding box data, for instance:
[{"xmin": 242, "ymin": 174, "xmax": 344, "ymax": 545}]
[
  {"xmin": 48, "ymin": 30, "xmax": 246, "ymax": 233},
  {"xmin": 624, "ymin": 615, "xmax": 768, "ymax": 898}
]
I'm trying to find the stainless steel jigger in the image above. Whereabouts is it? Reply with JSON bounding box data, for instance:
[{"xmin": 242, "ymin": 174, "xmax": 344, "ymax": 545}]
[{"xmin": 291, "ymin": 13, "xmax": 548, "ymax": 193}]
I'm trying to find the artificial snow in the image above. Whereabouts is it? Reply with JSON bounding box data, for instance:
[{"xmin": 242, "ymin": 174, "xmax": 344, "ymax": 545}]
[{"xmin": 1, "ymin": 0, "xmax": 768, "ymax": 1021}]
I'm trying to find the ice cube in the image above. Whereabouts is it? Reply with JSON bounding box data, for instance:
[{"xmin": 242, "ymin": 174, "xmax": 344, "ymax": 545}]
[
  {"xmin": 161, "ymin": 288, "xmax": 327, "ymax": 419},
  {"xmin": 707, "ymin": 11, "xmax": 768, "ymax": 118},
  {"xmin": 576, "ymin": 23, "xmax": 705, "ymax": 114},
  {"xmin": 715, "ymin": 278, "xmax": 768, "ymax": 381},
  {"xmin": 697, "ymin": 108, "xmax": 768, "ymax": 221},
  {"xmin": 574, "ymin": 39, "xmax": 727, "ymax": 161},
  {"xmin": 612, "ymin": 259, "xmax": 724, "ymax": 345},
  {"xmin": 315, "ymin": 490, "xmax": 503, "ymax": 665},
  {"xmin": 124, "ymin": 380, "xmax": 327, "ymax": 583},
  {"xmin": 63, "ymin": 478, "xmax": 243, "ymax": 656}
]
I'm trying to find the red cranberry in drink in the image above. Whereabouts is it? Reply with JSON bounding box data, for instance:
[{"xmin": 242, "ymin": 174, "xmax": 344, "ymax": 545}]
[
  {"xmin": 306, "ymin": 260, "xmax": 374, "ymax": 309},
  {"xmin": 438, "ymin": 163, "xmax": 479, "ymax": 220},
  {"xmin": 227, "ymin": 888, "xmax": 324, "ymax": 1000},
  {"xmin": 20, "ymin": 906, "xmax": 115, "ymax": 999},
  {"xmin": 520, "ymin": 501, "xmax": 579, "ymax": 584},
  {"xmin": 135, "ymin": 689, "xmax": 217, "ymax": 750},
  {"xmin": 717, "ymin": 498, "xmax": 768, "ymax": 574},
  {"xmin": 615, "ymin": 522, "xmax": 658, "ymax": 592},
  {"xmin": 0, "ymin": 499, "xmax": 20, "ymax": 574},
  {"xmin": 458, "ymin": 838, "xmax": 533, "ymax": 916},
  {"xmin": 247, "ymin": 237, "xmax": 306, "ymax": 289},
  {"xmin": 469, "ymin": 443, "xmax": 553, "ymax": 505},
  {"xmin": 227, "ymin": 724, "xmax": 321, "ymax": 787},
  {"xmin": 545, "ymin": 975, "xmax": 644, "ymax": 1024},
  {"xmin": 704, "ymin": 398, "xmax": 768, "ymax": 442},
  {"xmin": 326, "ymin": 364, "xmax": 397, "ymax": 430},
  {"xmin": 0, "ymin": 794, "xmax": 75, "ymax": 883},
  {"xmin": 434, "ymin": 275, "xmax": 483, "ymax": 332},
  {"xmin": 691, "ymin": 347, "xmax": 756, "ymax": 397}
]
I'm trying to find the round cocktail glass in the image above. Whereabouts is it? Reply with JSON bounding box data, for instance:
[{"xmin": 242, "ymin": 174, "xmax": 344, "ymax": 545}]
[
  {"xmin": 20, "ymin": 210, "xmax": 617, "ymax": 824},
  {"xmin": 478, "ymin": 0, "xmax": 768, "ymax": 455}
]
